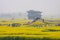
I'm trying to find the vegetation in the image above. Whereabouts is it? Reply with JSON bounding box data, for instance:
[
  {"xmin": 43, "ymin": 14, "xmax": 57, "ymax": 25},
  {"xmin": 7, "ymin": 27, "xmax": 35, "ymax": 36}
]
[
  {"xmin": 0, "ymin": 36, "xmax": 60, "ymax": 40},
  {"xmin": 0, "ymin": 19, "xmax": 60, "ymax": 40}
]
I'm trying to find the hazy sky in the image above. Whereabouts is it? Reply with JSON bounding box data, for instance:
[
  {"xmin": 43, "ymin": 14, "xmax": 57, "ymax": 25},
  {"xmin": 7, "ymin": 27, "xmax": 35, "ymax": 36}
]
[{"xmin": 0, "ymin": 0, "xmax": 60, "ymax": 18}]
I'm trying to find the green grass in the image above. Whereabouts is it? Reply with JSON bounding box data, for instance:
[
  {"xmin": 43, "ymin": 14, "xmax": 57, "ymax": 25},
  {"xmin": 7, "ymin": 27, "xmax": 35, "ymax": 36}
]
[{"xmin": 0, "ymin": 36, "xmax": 60, "ymax": 40}]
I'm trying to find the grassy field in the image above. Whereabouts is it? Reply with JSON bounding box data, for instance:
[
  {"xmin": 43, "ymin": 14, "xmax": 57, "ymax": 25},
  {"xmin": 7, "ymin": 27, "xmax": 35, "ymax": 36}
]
[{"xmin": 0, "ymin": 19, "xmax": 60, "ymax": 40}]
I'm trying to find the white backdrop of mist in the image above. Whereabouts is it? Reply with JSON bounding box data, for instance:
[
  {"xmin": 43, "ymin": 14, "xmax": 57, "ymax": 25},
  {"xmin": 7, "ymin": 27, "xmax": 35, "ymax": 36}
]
[{"xmin": 0, "ymin": 0, "xmax": 60, "ymax": 19}]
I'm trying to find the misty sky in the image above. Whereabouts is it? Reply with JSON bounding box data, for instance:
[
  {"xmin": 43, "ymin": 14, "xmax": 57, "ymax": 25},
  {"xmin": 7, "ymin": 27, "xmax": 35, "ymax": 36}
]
[{"xmin": 0, "ymin": 0, "xmax": 60, "ymax": 18}]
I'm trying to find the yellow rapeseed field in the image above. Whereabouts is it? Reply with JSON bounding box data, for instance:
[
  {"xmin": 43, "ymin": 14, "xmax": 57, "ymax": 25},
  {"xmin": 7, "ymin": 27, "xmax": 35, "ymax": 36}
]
[{"xmin": 0, "ymin": 19, "xmax": 60, "ymax": 39}]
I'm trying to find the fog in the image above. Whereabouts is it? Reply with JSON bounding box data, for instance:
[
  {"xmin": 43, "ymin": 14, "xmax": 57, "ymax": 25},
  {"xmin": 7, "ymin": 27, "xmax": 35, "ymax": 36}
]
[{"xmin": 0, "ymin": 0, "xmax": 60, "ymax": 18}]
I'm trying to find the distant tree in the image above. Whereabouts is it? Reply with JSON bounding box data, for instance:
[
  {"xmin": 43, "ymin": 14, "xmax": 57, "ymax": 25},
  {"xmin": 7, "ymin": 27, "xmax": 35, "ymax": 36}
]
[{"xmin": 27, "ymin": 10, "xmax": 42, "ymax": 20}]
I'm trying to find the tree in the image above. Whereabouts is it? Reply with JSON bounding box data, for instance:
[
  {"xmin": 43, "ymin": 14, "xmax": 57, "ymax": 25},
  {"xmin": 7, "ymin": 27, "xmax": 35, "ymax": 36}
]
[{"xmin": 27, "ymin": 10, "xmax": 42, "ymax": 20}]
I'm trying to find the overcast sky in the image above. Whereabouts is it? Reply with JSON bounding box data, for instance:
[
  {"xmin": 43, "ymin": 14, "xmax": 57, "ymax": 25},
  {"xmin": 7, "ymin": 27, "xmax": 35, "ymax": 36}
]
[{"xmin": 0, "ymin": 0, "xmax": 60, "ymax": 18}]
